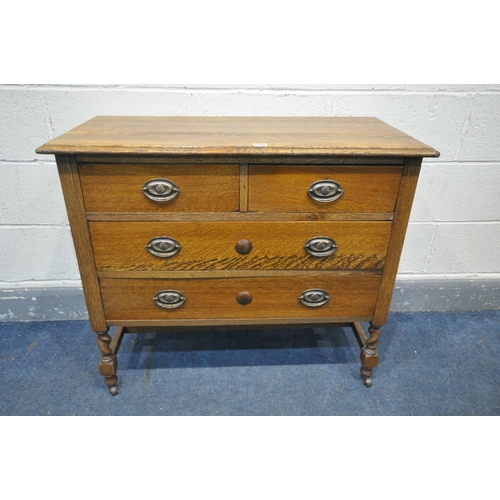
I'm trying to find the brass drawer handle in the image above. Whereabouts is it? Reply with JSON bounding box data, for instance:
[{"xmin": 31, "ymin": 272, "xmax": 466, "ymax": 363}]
[
  {"xmin": 308, "ymin": 180, "xmax": 343, "ymax": 203},
  {"xmin": 299, "ymin": 289, "xmax": 330, "ymax": 308},
  {"xmin": 142, "ymin": 178, "xmax": 179, "ymax": 202},
  {"xmin": 304, "ymin": 237, "xmax": 338, "ymax": 258},
  {"xmin": 146, "ymin": 237, "xmax": 181, "ymax": 258},
  {"xmin": 153, "ymin": 290, "xmax": 186, "ymax": 309}
]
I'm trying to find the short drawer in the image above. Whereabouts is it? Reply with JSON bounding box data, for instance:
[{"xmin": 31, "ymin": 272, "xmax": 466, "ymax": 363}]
[
  {"xmin": 79, "ymin": 163, "xmax": 239, "ymax": 212},
  {"xmin": 100, "ymin": 275, "xmax": 381, "ymax": 321},
  {"xmin": 90, "ymin": 221, "xmax": 392, "ymax": 271},
  {"xmin": 248, "ymin": 165, "xmax": 402, "ymax": 213}
]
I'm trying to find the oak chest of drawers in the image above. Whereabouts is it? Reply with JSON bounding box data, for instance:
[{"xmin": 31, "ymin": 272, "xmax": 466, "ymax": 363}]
[{"xmin": 37, "ymin": 116, "xmax": 439, "ymax": 395}]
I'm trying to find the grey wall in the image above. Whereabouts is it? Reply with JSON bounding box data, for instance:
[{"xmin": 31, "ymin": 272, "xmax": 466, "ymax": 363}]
[{"xmin": 1, "ymin": 84, "xmax": 499, "ymax": 319}]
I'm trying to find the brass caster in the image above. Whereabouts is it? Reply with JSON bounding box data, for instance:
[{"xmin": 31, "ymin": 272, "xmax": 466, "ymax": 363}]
[
  {"xmin": 362, "ymin": 376, "xmax": 372, "ymax": 388},
  {"xmin": 109, "ymin": 386, "xmax": 118, "ymax": 396}
]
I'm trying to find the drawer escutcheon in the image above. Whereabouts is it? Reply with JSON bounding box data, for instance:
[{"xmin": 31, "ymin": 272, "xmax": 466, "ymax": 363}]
[
  {"xmin": 146, "ymin": 237, "xmax": 181, "ymax": 258},
  {"xmin": 304, "ymin": 237, "xmax": 338, "ymax": 258},
  {"xmin": 142, "ymin": 178, "xmax": 180, "ymax": 202},
  {"xmin": 153, "ymin": 290, "xmax": 186, "ymax": 309},
  {"xmin": 308, "ymin": 180, "xmax": 344, "ymax": 203},
  {"xmin": 298, "ymin": 289, "xmax": 330, "ymax": 308}
]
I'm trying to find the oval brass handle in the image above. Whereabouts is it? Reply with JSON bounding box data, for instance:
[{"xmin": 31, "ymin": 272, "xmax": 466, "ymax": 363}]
[
  {"xmin": 299, "ymin": 289, "xmax": 330, "ymax": 308},
  {"xmin": 146, "ymin": 237, "xmax": 181, "ymax": 258},
  {"xmin": 304, "ymin": 237, "xmax": 338, "ymax": 258},
  {"xmin": 235, "ymin": 239, "xmax": 252, "ymax": 255},
  {"xmin": 142, "ymin": 178, "xmax": 179, "ymax": 202},
  {"xmin": 236, "ymin": 291, "xmax": 252, "ymax": 305},
  {"xmin": 153, "ymin": 290, "xmax": 186, "ymax": 309},
  {"xmin": 308, "ymin": 180, "xmax": 343, "ymax": 203}
]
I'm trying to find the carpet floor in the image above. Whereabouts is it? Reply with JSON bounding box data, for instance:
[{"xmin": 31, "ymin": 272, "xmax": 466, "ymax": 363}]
[{"xmin": 1, "ymin": 310, "xmax": 499, "ymax": 415}]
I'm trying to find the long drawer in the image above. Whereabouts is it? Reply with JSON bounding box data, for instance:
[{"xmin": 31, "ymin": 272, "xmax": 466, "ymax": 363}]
[
  {"xmin": 79, "ymin": 163, "xmax": 240, "ymax": 212},
  {"xmin": 100, "ymin": 275, "xmax": 381, "ymax": 321},
  {"xmin": 249, "ymin": 165, "xmax": 402, "ymax": 213},
  {"xmin": 89, "ymin": 221, "xmax": 392, "ymax": 271}
]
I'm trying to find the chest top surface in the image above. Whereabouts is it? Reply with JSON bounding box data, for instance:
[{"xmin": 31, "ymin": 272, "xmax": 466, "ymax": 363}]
[{"xmin": 36, "ymin": 116, "xmax": 439, "ymax": 158}]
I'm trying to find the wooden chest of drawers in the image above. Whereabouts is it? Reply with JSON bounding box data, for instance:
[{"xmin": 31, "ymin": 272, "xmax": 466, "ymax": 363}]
[{"xmin": 37, "ymin": 116, "xmax": 438, "ymax": 395}]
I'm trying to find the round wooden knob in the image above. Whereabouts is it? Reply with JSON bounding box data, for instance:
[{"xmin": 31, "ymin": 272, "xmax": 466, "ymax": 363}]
[
  {"xmin": 235, "ymin": 239, "xmax": 252, "ymax": 255},
  {"xmin": 236, "ymin": 291, "xmax": 252, "ymax": 305}
]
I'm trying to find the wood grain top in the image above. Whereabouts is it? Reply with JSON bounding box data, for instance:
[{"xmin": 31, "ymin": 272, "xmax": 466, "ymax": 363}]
[{"xmin": 36, "ymin": 116, "xmax": 439, "ymax": 157}]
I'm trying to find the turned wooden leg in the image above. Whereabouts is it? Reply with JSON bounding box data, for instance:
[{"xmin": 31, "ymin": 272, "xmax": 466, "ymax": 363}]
[
  {"xmin": 96, "ymin": 329, "xmax": 118, "ymax": 395},
  {"xmin": 360, "ymin": 323, "xmax": 381, "ymax": 388}
]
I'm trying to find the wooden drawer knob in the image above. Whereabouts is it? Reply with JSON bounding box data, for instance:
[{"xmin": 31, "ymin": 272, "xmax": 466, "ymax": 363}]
[
  {"xmin": 235, "ymin": 239, "xmax": 252, "ymax": 255},
  {"xmin": 236, "ymin": 291, "xmax": 252, "ymax": 305}
]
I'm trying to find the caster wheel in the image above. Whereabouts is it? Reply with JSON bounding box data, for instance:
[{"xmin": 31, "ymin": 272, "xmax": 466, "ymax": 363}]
[
  {"xmin": 109, "ymin": 386, "xmax": 118, "ymax": 396},
  {"xmin": 362, "ymin": 377, "xmax": 372, "ymax": 388}
]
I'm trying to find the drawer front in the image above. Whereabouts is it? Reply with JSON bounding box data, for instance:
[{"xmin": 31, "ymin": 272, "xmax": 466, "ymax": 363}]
[
  {"xmin": 100, "ymin": 275, "xmax": 381, "ymax": 321},
  {"xmin": 248, "ymin": 165, "xmax": 402, "ymax": 213},
  {"xmin": 90, "ymin": 221, "xmax": 392, "ymax": 271},
  {"xmin": 79, "ymin": 163, "xmax": 239, "ymax": 212}
]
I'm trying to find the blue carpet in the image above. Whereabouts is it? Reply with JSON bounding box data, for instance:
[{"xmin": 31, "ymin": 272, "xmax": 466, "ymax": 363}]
[{"xmin": 1, "ymin": 311, "xmax": 499, "ymax": 415}]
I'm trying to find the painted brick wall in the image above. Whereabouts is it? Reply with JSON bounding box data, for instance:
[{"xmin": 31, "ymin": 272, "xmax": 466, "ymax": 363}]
[{"xmin": 1, "ymin": 84, "xmax": 499, "ymax": 295}]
